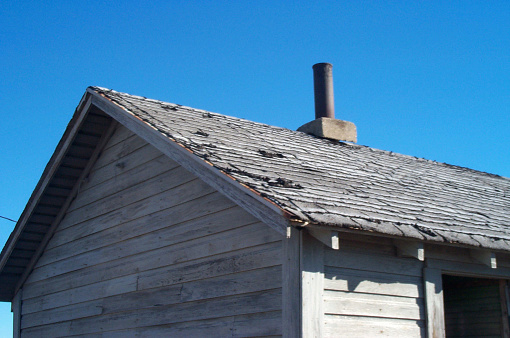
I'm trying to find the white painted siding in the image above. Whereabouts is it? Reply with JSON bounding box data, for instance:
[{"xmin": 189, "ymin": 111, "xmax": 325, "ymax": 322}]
[
  {"xmin": 20, "ymin": 125, "xmax": 283, "ymax": 337},
  {"xmin": 323, "ymin": 236, "xmax": 426, "ymax": 337}
]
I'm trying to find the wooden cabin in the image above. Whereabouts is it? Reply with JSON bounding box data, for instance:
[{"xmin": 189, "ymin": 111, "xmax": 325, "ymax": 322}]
[{"xmin": 1, "ymin": 86, "xmax": 509, "ymax": 337}]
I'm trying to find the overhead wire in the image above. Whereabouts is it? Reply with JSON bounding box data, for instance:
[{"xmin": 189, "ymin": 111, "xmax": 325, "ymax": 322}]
[{"xmin": 0, "ymin": 215, "xmax": 17, "ymax": 223}]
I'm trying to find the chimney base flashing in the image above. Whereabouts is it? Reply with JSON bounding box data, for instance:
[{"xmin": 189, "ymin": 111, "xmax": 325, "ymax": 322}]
[{"xmin": 298, "ymin": 117, "xmax": 357, "ymax": 143}]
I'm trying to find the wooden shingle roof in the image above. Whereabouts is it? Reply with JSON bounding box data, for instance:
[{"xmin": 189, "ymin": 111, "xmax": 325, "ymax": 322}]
[{"xmin": 94, "ymin": 87, "xmax": 510, "ymax": 250}]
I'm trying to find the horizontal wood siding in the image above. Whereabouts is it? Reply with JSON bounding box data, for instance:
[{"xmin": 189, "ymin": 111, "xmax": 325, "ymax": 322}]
[
  {"xmin": 323, "ymin": 236, "xmax": 425, "ymax": 337},
  {"xmin": 20, "ymin": 125, "xmax": 283, "ymax": 337}
]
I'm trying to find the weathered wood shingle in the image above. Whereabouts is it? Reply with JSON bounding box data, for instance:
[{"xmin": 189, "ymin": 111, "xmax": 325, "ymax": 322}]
[{"xmin": 91, "ymin": 87, "xmax": 510, "ymax": 251}]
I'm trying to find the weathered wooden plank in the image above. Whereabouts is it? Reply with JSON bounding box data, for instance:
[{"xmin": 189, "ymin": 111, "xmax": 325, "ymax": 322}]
[
  {"xmin": 51, "ymin": 177, "xmax": 213, "ymax": 246},
  {"xmin": 282, "ymin": 226, "xmax": 301, "ymax": 338},
  {"xmin": 69, "ymin": 155, "xmax": 176, "ymax": 212},
  {"xmin": 22, "ymin": 266, "xmax": 281, "ymax": 325},
  {"xmin": 91, "ymin": 131, "xmax": 147, "ymax": 171},
  {"xmin": 137, "ymin": 240, "xmax": 281, "ymax": 290},
  {"xmin": 40, "ymin": 201, "xmax": 245, "ymax": 268},
  {"xmin": 22, "ymin": 274, "xmax": 138, "ymax": 314},
  {"xmin": 99, "ymin": 123, "xmax": 135, "ymax": 151},
  {"xmin": 325, "ymin": 248, "xmax": 423, "ymax": 277},
  {"xmin": 324, "ymin": 266, "xmax": 423, "ymax": 299},
  {"xmin": 301, "ymin": 230, "xmax": 324, "ymax": 337},
  {"xmin": 47, "ymin": 187, "xmax": 229, "ymax": 253},
  {"xmin": 60, "ymin": 165, "xmax": 198, "ymax": 228},
  {"xmin": 27, "ymin": 221, "xmax": 280, "ymax": 285},
  {"xmin": 219, "ymin": 311, "xmax": 282, "ymax": 338},
  {"xmin": 21, "ymin": 289, "xmax": 282, "ymax": 336},
  {"xmin": 423, "ymin": 268, "xmax": 445, "ymax": 338},
  {"xmin": 74, "ymin": 147, "xmax": 169, "ymax": 202},
  {"xmin": 81, "ymin": 130, "xmax": 162, "ymax": 187},
  {"xmin": 69, "ymin": 152, "xmax": 178, "ymax": 213},
  {"xmin": 324, "ymin": 315, "xmax": 425, "ymax": 337},
  {"xmin": 24, "ymin": 240, "xmax": 280, "ymax": 301},
  {"xmin": 33, "ymin": 207, "xmax": 262, "ymax": 278},
  {"xmin": 324, "ymin": 290, "xmax": 424, "ymax": 320}
]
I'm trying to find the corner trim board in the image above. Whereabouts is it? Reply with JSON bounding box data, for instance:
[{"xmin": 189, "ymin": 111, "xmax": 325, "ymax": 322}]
[
  {"xmin": 424, "ymin": 268, "xmax": 445, "ymax": 338},
  {"xmin": 301, "ymin": 230, "xmax": 324, "ymax": 337},
  {"xmin": 283, "ymin": 226, "xmax": 301, "ymax": 337}
]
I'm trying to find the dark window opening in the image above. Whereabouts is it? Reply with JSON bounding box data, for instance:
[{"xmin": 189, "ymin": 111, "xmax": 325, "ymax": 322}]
[{"xmin": 443, "ymin": 275, "xmax": 510, "ymax": 338}]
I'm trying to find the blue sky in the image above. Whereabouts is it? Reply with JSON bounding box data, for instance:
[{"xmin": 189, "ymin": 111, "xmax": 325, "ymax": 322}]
[{"xmin": 0, "ymin": 1, "xmax": 509, "ymax": 335}]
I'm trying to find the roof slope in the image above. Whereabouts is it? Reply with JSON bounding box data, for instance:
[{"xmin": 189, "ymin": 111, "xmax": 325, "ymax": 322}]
[{"xmin": 93, "ymin": 87, "xmax": 510, "ymax": 250}]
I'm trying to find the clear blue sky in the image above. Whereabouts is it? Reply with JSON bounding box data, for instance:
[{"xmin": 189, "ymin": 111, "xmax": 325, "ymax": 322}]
[{"xmin": 0, "ymin": 1, "xmax": 509, "ymax": 335}]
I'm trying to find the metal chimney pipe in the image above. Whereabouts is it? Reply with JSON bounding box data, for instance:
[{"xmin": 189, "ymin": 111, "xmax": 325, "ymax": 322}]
[{"xmin": 313, "ymin": 63, "xmax": 335, "ymax": 119}]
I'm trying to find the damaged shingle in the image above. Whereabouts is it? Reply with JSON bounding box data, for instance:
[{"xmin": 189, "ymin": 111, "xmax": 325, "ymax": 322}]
[
  {"xmin": 258, "ymin": 150, "xmax": 285, "ymax": 158},
  {"xmin": 267, "ymin": 177, "xmax": 302, "ymax": 189},
  {"xmin": 194, "ymin": 129, "xmax": 209, "ymax": 137},
  {"xmin": 412, "ymin": 224, "xmax": 437, "ymax": 237},
  {"xmin": 224, "ymin": 168, "xmax": 302, "ymax": 189}
]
